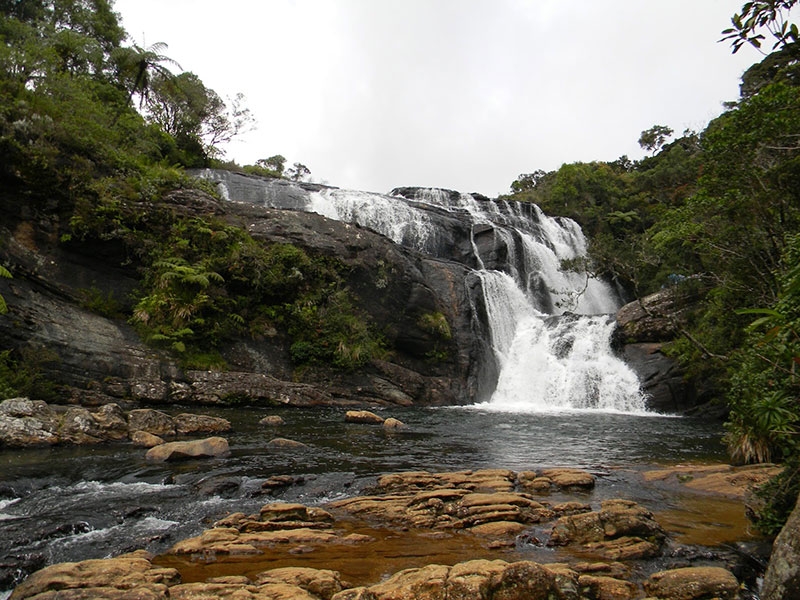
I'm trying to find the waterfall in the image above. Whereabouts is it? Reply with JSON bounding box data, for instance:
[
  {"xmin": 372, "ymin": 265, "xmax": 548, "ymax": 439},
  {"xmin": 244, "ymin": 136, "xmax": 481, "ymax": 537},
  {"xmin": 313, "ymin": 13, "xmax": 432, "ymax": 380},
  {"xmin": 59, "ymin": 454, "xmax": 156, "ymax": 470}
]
[{"xmin": 194, "ymin": 171, "xmax": 646, "ymax": 413}]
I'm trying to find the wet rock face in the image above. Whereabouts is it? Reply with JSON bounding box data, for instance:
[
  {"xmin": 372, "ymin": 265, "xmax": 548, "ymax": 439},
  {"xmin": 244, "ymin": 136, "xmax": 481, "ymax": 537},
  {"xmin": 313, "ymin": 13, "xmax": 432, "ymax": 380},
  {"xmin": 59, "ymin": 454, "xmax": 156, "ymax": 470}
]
[
  {"xmin": 761, "ymin": 493, "xmax": 800, "ymax": 600},
  {"xmin": 0, "ymin": 184, "xmax": 490, "ymax": 407},
  {"xmin": 614, "ymin": 289, "xmax": 708, "ymax": 413}
]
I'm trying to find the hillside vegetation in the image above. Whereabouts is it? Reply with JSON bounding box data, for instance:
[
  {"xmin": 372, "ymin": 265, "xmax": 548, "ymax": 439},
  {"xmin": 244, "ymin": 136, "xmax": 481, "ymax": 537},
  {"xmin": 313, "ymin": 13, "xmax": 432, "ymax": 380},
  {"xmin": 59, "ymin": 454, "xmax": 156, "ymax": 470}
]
[
  {"xmin": 503, "ymin": 1, "xmax": 800, "ymax": 532},
  {"xmin": 1, "ymin": 1, "xmax": 799, "ymax": 531}
]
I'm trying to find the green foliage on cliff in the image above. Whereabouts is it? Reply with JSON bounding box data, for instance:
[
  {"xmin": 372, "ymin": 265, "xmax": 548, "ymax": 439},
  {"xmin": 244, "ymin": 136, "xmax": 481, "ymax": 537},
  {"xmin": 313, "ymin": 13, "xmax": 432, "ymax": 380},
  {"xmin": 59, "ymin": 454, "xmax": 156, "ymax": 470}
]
[
  {"xmin": 0, "ymin": 2, "xmax": 379, "ymax": 372},
  {"xmin": 506, "ymin": 2, "xmax": 800, "ymax": 530},
  {"xmin": 128, "ymin": 216, "xmax": 382, "ymax": 370}
]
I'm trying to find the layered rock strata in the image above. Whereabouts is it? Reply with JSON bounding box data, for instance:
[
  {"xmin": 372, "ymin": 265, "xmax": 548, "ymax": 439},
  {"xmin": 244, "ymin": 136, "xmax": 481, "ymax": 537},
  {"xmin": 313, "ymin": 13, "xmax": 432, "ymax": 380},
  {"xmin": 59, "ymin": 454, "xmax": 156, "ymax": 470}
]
[{"xmin": 8, "ymin": 467, "xmax": 751, "ymax": 600}]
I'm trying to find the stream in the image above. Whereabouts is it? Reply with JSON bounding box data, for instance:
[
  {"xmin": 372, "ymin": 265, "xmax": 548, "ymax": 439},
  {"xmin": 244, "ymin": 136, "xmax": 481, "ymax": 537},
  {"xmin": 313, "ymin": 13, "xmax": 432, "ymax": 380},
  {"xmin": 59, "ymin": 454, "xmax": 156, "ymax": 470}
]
[{"xmin": 0, "ymin": 405, "xmax": 735, "ymax": 596}]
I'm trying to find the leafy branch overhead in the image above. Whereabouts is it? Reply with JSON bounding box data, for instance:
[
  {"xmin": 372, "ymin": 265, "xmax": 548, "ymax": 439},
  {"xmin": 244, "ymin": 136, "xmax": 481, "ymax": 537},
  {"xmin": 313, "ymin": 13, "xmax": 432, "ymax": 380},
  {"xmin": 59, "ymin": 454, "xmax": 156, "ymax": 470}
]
[{"xmin": 721, "ymin": 0, "xmax": 799, "ymax": 53}]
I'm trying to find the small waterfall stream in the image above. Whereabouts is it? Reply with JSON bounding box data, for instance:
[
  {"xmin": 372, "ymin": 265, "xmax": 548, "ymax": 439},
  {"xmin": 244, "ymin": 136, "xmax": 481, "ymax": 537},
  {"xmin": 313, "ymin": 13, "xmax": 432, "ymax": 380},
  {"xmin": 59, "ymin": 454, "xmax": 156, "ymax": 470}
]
[{"xmin": 197, "ymin": 171, "xmax": 646, "ymax": 413}]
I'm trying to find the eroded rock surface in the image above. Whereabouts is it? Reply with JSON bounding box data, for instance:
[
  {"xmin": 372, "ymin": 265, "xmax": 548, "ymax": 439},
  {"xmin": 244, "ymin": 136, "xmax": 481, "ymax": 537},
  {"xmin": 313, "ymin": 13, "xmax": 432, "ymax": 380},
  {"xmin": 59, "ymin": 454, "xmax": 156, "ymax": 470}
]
[
  {"xmin": 6, "ymin": 467, "xmax": 752, "ymax": 600},
  {"xmin": 0, "ymin": 399, "xmax": 231, "ymax": 448}
]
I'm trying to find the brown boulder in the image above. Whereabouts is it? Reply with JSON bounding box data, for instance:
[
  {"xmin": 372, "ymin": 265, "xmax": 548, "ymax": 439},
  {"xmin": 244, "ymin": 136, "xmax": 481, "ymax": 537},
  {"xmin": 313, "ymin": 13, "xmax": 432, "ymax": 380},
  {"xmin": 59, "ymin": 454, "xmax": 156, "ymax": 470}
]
[
  {"xmin": 58, "ymin": 407, "xmax": 103, "ymax": 444},
  {"xmin": 345, "ymin": 410, "xmax": 384, "ymax": 424},
  {"xmin": 383, "ymin": 417, "xmax": 407, "ymax": 430},
  {"xmin": 539, "ymin": 468, "xmax": 596, "ymax": 490},
  {"xmin": 91, "ymin": 403, "xmax": 129, "ymax": 441},
  {"xmin": 144, "ymin": 437, "xmax": 230, "ymax": 462},
  {"xmin": 549, "ymin": 499, "xmax": 664, "ymax": 557},
  {"xmin": 260, "ymin": 415, "xmax": 285, "ymax": 426},
  {"xmin": 644, "ymin": 566, "xmax": 739, "ymax": 600},
  {"xmin": 255, "ymin": 567, "xmax": 343, "ymax": 600},
  {"xmin": 173, "ymin": 413, "xmax": 231, "ymax": 435},
  {"xmin": 578, "ymin": 574, "xmax": 637, "ymax": 600},
  {"xmin": 127, "ymin": 409, "xmax": 175, "ymax": 437},
  {"xmin": 130, "ymin": 430, "xmax": 164, "ymax": 448},
  {"xmin": 0, "ymin": 398, "xmax": 59, "ymax": 447},
  {"xmin": 8, "ymin": 551, "xmax": 179, "ymax": 600}
]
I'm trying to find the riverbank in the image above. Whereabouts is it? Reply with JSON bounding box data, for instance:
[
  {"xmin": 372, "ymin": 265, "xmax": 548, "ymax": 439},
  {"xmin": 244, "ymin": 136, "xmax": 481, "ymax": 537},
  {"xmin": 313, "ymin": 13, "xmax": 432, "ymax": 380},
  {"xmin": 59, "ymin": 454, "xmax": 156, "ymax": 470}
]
[
  {"xmin": 0, "ymin": 405, "xmax": 773, "ymax": 598},
  {"xmin": 8, "ymin": 464, "xmax": 778, "ymax": 599}
]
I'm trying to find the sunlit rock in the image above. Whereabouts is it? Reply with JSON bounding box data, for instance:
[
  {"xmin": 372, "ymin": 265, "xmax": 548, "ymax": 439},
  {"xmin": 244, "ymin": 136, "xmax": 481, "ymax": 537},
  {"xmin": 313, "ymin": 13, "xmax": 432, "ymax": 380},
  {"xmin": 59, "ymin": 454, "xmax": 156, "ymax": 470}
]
[
  {"xmin": 144, "ymin": 436, "xmax": 230, "ymax": 462},
  {"xmin": 131, "ymin": 430, "xmax": 164, "ymax": 448},
  {"xmin": 8, "ymin": 550, "xmax": 179, "ymax": 600},
  {"xmin": 344, "ymin": 410, "xmax": 384, "ymax": 424},
  {"xmin": 383, "ymin": 417, "xmax": 407, "ymax": 430},
  {"xmin": 643, "ymin": 566, "xmax": 739, "ymax": 600},
  {"xmin": 255, "ymin": 567, "xmax": 343, "ymax": 600},
  {"xmin": 549, "ymin": 498, "xmax": 665, "ymax": 559},
  {"xmin": 260, "ymin": 415, "xmax": 285, "ymax": 426}
]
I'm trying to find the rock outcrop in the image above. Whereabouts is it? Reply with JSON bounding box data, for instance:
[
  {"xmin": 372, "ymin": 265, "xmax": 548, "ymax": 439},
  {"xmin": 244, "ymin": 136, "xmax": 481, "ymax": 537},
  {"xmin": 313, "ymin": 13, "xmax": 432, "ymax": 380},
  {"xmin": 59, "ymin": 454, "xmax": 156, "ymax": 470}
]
[
  {"xmin": 644, "ymin": 566, "xmax": 740, "ymax": 600},
  {"xmin": 761, "ymin": 492, "xmax": 800, "ymax": 600},
  {"xmin": 0, "ymin": 180, "xmax": 492, "ymax": 409},
  {"xmin": 614, "ymin": 286, "xmax": 708, "ymax": 413},
  {"xmin": 0, "ymin": 398, "xmax": 230, "ymax": 448},
  {"xmin": 8, "ymin": 466, "xmax": 751, "ymax": 600},
  {"xmin": 144, "ymin": 436, "xmax": 231, "ymax": 462}
]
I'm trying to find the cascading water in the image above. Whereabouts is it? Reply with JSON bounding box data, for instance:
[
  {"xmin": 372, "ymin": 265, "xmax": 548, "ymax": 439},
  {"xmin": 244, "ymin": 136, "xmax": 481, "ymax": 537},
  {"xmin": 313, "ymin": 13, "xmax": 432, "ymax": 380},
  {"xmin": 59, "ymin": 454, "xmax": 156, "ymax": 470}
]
[{"xmin": 196, "ymin": 171, "xmax": 647, "ymax": 413}]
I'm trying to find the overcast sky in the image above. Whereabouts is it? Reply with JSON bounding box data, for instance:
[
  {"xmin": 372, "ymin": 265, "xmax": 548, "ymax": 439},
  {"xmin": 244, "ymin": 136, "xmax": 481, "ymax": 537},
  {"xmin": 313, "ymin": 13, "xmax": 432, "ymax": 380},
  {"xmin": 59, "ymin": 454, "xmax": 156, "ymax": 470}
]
[{"xmin": 113, "ymin": 0, "xmax": 762, "ymax": 197}]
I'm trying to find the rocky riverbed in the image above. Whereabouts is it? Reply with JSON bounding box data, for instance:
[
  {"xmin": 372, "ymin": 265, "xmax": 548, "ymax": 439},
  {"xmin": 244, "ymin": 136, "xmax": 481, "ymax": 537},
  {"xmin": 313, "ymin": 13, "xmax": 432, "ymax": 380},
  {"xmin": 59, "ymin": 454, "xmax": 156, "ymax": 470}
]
[
  {"xmin": 7, "ymin": 463, "xmax": 780, "ymax": 600},
  {"xmin": 1, "ymin": 397, "xmax": 790, "ymax": 599}
]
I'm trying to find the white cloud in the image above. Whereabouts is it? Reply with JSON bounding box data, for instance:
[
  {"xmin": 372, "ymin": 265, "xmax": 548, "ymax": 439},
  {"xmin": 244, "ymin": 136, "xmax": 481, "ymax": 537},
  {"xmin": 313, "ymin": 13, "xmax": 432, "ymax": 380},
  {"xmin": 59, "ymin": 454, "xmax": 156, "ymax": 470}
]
[{"xmin": 114, "ymin": 0, "xmax": 759, "ymax": 196}]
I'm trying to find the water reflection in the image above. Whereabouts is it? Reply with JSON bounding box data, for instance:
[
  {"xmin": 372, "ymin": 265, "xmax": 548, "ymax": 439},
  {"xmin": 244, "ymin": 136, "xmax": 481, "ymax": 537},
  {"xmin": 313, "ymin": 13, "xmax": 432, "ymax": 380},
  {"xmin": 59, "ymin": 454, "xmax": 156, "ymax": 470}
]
[{"xmin": 0, "ymin": 406, "xmax": 726, "ymax": 594}]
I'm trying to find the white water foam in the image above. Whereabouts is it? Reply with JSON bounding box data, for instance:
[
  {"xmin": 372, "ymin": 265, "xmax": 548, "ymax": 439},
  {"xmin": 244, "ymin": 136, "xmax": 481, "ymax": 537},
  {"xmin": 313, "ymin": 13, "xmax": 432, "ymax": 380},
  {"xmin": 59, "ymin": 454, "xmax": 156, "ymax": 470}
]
[
  {"xmin": 306, "ymin": 185, "xmax": 646, "ymax": 413},
  {"xmin": 197, "ymin": 173, "xmax": 647, "ymax": 413},
  {"xmin": 0, "ymin": 497, "xmax": 20, "ymax": 522}
]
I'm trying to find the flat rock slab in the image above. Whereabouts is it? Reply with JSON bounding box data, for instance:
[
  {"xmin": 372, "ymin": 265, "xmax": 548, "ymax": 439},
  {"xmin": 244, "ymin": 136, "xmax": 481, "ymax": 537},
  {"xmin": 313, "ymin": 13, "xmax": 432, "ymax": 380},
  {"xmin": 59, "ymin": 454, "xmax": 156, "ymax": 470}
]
[{"xmin": 644, "ymin": 566, "xmax": 739, "ymax": 600}]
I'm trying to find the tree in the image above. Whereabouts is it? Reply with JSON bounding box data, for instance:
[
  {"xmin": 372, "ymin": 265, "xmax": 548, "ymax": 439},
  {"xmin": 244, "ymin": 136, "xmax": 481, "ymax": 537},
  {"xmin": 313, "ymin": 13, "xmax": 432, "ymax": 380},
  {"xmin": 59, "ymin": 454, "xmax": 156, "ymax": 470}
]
[
  {"xmin": 510, "ymin": 169, "xmax": 547, "ymax": 193},
  {"xmin": 638, "ymin": 125, "xmax": 673, "ymax": 154},
  {"xmin": 145, "ymin": 72, "xmax": 255, "ymax": 161},
  {"xmin": 721, "ymin": 0, "xmax": 798, "ymax": 53},
  {"xmin": 111, "ymin": 41, "xmax": 179, "ymax": 108},
  {"xmin": 287, "ymin": 162, "xmax": 311, "ymax": 182},
  {"xmin": 257, "ymin": 154, "xmax": 286, "ymax": 176}
]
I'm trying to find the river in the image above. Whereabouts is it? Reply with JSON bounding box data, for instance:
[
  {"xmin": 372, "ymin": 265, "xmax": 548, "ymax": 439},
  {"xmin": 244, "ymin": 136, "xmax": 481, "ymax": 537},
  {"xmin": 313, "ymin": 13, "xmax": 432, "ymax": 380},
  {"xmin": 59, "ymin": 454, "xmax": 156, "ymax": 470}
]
[{"xmin": 0, "ymin": 405, "xmax": 729, "ymax": 596}]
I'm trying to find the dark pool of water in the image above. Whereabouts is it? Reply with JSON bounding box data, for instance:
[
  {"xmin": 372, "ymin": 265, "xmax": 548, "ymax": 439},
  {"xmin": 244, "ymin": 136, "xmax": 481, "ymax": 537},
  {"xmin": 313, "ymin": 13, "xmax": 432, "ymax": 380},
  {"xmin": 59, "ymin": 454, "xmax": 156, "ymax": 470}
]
[{"xmin": 0, "ymin": 406, "xmax": 727, "ymax": 594}]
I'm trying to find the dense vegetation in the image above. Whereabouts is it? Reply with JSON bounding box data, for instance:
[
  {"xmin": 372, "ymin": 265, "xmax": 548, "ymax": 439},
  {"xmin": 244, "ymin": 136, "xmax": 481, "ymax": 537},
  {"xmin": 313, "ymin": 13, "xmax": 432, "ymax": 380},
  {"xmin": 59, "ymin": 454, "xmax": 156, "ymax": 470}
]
[
  {"xmin": 0, "ymin": 0, "xmax": 380, "ymax": 376},
  {"xmin": 505, "ymin": 1, "xmax": 800, "ymax": 533}
]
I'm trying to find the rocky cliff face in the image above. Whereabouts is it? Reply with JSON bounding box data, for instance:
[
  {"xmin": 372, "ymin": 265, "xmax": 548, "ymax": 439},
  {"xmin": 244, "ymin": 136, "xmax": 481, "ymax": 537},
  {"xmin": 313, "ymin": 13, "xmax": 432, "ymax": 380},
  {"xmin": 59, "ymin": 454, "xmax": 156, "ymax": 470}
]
[
  {"xmin": 614, "ymin": 287, "xmax": 713, "ymax": 414},
  {"xmin": 1, "ymin": 170, "xmax": 706, "ymax": 413},
  {"xmin": 0, "ymin": 184, "xmax": 494, "ymax": 409}
]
